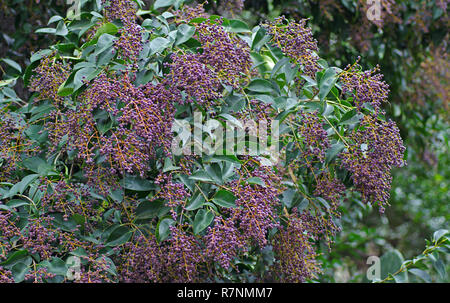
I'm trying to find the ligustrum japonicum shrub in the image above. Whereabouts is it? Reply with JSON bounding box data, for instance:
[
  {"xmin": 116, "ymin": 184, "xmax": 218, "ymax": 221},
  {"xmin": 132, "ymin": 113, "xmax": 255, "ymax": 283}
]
[{"xmin": 0, "ymin": 0, "xmax": 405, "ymax": 283}]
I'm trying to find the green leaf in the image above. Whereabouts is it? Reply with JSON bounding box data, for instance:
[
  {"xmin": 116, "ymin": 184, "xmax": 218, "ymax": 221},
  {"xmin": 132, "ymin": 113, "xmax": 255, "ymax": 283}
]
[
  {"xmin": 251, "ymin": 26, "xmax": 270, "ymax": 51},
  {"xmin": 96, "ymin": 116, "xmax": 113, "ymax": 135},
  {"xmin": 250, "ymin": 52, "xmax": 269, "ymax": 72},
  {"xmin": 163, "ymin": 157, "xmax": 181, "ymax": 173},
  {"xmin": 46, "ymin": 257, "xmax": 69, "ymax": 276},
  {"xmin": 149, "ymin": 37, "xmax": 171, "ymax": 55},
  {"xmin": 154, "ymin": 0, "xmax": 176, "ymax": 9},
  {"xmin": 51, "ymin": 213, "xmax": 78, "ymax": 231},
  {"xmin": 193, "ymin": 209, "xmax": 215, "ymax": 234},
  {"xmin": 300, "ymin": 75, "xmax": 317, "ymax": 86},
  {"xmin": 273, "ymin": 96, "xmax": 291, "ymax": 110},
  {"xmin": 270, "ymin": 57, "xmax": 289, "ymax": 79},
  {"xmin": 322, "ymin": 103, "xmax": 334, "ymax": 117},
  {"xmin": 30, "ymin": 49, "xmax": 53, "ymax": 63},
  {"xmin": 15, "ymin": 174, "xmax": 39, "ymax": 193},
  {"xmin": 137, "ymin": 9, "xmax": 153, "ymax": 16},
  {"xmin": 188, "ymin": 17, "xmax": 208, "ymax": 24},
  {"xmin": 94, "ymin": 33, "xmax": 116, "ymax": 56},
  {"xmin": 212, "ymin": 190, "xmax": 237, "ymax": 208},
  {"xmin": 246, "ymin": 177, "xmax": 266, "ymax": 187},
  {"xmin": 156, "ymin": 217, "xmax": 175, "ymax": 242},
  {"xmin": 189, "ymin": 171, "xmax": 215, "ymax": 183},
  {"xmin": 218, "ymin": 113, "xmax": 243, "ymax": 128},
  {"xmin": 433, "ymin": 229, "xmax": 448, "ymax": 243},
  {"xmin": 297, "ymin": 198, "xmax": 309, "ymax": 212},
  {"xmin": 380, "ymin": 250, "xmax": 406, "ymax": 281},
  {"xmin": 281, "ymin": 189, "xmax": 296, "ymax": 208},
  {"xmin": 1, "ymin": 58, "xmax": 22, "ymax": 73},
  {"xmin": 57, "ymin": 83, "xmax": 73, "ymax": 97},
  {"xmin": 205, "ymin": 164, "xmax": 223, "ymax": 184},
  {"xmin": 316, "ymin": 197, "xmax": 331, "ymax": 210},
  {"xmin": 122, "ymin": 175, "xmax": 155, "ymax": 191},
  {"xmin": 97, "ymin": 256, "xmax": 117, "ymax": 276},
  {"xmin": 432, "ymin": 258, "xmax": 447, "ymax": 280},
  {"xmin": 35, "ymin": 27, "xmax": 57, "ymax": 34},
  {"xmin": 267, "ymin": 44, "xmax": 284, "ymax": 61},
  {"xmin": 284, "ymin": 63, "xmax": 298, "ymax": 84},
  {"xmin": 1, "ymin": 87, "xmax": 18, "ymax": 100},
  {"xmin": 109, "ymin": 188, "xmax": 124, "ymax": 203},
  {"xmin": 54, "ymin": 43, "xmax": 76, "ymax": 54},
  {"xmin": 3, "ymin": 174, "xmax": 39, "ymax": 199},
  {"xmin": 0, "ymin": 250, "xmax": 28, "ymax": 267},
  {"xmin": 11, "ymin": 262, "xmax": 29, "ymax": 283},
  {"xmin": 55, "ymin": 21, "xmax": 68, "ymax": 36},
  {"xmin": 317, "ymin": 58, "xmax": 329, "ymax": 69},
  {"xmin": 325, "ymin": 142, "xmax": 345, "ymax": 164},
  {"xmin": 135, "ymin": 200, "xmax": 165, "ymax": 220},
  {"xmin": 6, "ymin": 199, "xmax": 29, "ymax": 208},
  {"xmin": 227, "ymin": 19, "xmax": 251, "ymax": 33},
  {"xmin": 0, "ymin": 204, "xmax": 12, "ymax": 212},
  {"xmin": 409, "ymin": 268, "xmax": 431, "ymax": 283},
  {"xmin": 318, "ymin": 67, "xmax": 337, "ymax": 102},
  {"xmin": 106, "ymin": 225, "xmax": 132, "ymax": 247},
  {"xmin": 22, "ymin": 157, "xmax": 53, "ymax": 175},
  {"xmin": 93, "ymin": 22, "xmax": 118, "ymax": 39},
  {"xmin": 221, "ymin": 163, "xmax": 239, "ymax": 181},
  {"xmin": 185, "ymin": 193, "xmax": 205, "ymax": 211},
  {"xmin": 254, "ymin": 94, "xmax": 274, "ymax": 104},
  {"xmin": 69, "ymin": 247, "xmax": 88, "ymax": 258},
  {"xmin": 72, "ymin": 66, "xmax": 97, "ymax": 91},
  {"xmin": 206, "ymin": 155, "xmax": 241, "ymax": 166},
  {"xmin": 48, "ymin": 15, "xmax": 64, "ymax": 25},
  {"xmin": 339, "ymin": 109, "xmax": 362, "ymax": 125},
  {"xmin": 73, "ymin": 61, "xmax": 96, "ymax": 71},
  {"xmin": 247, "ymin": 78, "xmax": 275, "ymax": 93},
  {"xmin": 177, "ymin": 174, "xmax": 195, "ymax": 192},
  {"xmin": 0, "ymin": 77, "xmax": 17, "ymax": 87},
  {"xmin": 175, "ymin": 24, "xmax": 196, "ymax": 46}
]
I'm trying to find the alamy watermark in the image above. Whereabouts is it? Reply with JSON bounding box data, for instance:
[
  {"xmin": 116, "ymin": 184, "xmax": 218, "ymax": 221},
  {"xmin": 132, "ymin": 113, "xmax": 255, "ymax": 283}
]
[
  {"xmin": 67, "ymin": 0, "xmax": 81, "ymax": 20},
  {"xmin": 171, "ymin": 112, "xmax": 280, "ymax": 166},
  {"xmin": 366, "ymin": 0, "xmax": 382, "ymax": 22},
  {"xmin": 66, "ymin": 255, "xmax": 81, "ymax": 281},
  {"xmin": 366, "ymin": 256, "xmax": 381, "ymax": 281}
]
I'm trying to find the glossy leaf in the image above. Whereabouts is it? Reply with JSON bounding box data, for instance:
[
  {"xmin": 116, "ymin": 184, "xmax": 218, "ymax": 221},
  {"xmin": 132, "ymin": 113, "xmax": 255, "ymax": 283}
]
[
  {"xmin": 212, "ymin": 190, "xmax": 237, "ymax": 208},
  {"xmin": 193, "ymin": 209, "xmax": 215, "ymax": 234}
]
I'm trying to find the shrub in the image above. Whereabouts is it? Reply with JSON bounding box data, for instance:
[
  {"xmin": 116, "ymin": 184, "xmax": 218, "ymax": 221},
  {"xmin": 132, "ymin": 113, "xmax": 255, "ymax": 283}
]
[{"xmin": 0, "ymin": 0, "xmax": 406, "ymax": 283}]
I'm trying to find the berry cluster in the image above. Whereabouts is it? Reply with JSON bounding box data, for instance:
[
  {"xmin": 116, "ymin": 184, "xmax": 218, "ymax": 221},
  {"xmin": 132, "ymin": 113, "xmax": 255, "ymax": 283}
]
[
  {"xmin": 263, "ymin": 16, "xmax": 319, "ymax": 76},
  {"xmin": 340, "ymin": 115, "xmax": 406, "ymax": 211},
  {"xmin": 340, "ymin": 63, "xmax": 390, "ymax": 113},
  {"xmin": 296, "ymin": 110, "xmax": 330, "ymax": 165},
  {"xmin": 29, "ymin": 55, "xmax": 71, "ymax": 104},
  {"xmin": 195, "ymin": 19, "xmax": 252, "ymax": 88}
]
